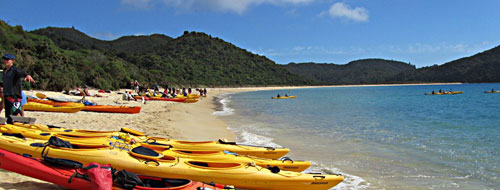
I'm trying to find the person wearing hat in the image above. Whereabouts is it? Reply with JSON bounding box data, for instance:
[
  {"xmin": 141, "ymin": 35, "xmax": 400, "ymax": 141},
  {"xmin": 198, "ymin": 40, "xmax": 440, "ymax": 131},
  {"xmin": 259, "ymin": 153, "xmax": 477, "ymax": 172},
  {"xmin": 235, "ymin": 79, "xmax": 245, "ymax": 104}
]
[{"xmin": 2, "ymin": 53, "xmax": 35, "ymax": 124}]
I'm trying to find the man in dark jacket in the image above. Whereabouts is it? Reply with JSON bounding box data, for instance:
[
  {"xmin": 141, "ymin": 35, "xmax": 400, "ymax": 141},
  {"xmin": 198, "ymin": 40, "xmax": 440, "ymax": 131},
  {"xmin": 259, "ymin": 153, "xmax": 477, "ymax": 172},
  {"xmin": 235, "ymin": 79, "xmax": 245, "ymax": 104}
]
[{"xmin": 2, "ymin": 53, "xmax": 35, "ymax": 124}]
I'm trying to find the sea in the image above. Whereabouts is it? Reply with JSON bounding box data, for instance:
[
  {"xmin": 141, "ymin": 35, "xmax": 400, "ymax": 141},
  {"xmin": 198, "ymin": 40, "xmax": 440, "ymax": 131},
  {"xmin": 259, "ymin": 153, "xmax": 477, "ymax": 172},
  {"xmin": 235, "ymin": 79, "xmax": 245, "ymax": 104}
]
[{"xmin": 213, "ymin": 83, "xmax": 500, "ymax": 190}]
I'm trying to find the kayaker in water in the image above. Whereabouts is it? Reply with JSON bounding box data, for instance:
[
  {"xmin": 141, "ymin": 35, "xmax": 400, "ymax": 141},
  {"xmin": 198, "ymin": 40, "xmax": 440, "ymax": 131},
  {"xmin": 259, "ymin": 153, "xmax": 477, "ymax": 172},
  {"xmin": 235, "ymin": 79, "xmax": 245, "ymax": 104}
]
[
  {"xmin": 276, "ymin": 93, "xmax": 280, "ymax": 98},
  {"xmin": 285, "ymin": 93, "xmax": 289, "ymax": 97},
  {"xmin": 432, "ymin": 90, "xmax": 435, "ymax": 94}
]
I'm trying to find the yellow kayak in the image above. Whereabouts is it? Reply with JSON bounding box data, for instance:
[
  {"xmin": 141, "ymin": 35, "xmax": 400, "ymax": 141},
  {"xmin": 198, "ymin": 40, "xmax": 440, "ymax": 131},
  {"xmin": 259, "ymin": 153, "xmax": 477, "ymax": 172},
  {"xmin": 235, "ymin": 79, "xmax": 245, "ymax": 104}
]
[
  {"xmin": 0, "ymin": 134, "xmax": 343, "ymax": 190},
  {"xmin": 272, "ymin": 96, "xmax": 297, "ymax": 99},
  {"xmin": 175, "ymin": 94, "xmax": 201, "ymax": 99},
  {"xmin": 138, "ymin": 92, "xmax": 163, "ymax": 98},
  {"xmin": 23, "ymin": 102, "xmax": 84, "ymax": 113},
  {"xmin": 425, "ymin": 91, "xmax": 463, "ymax": 95},
  {"xmin": 11, "ymin": 123, "xmax": 290, "ymax": 159},
  {"xmin": 183, "ymin": 98, "xmax": 199, "ymax": 103},
  {"xmin": 0, "ymin": 124, "xmax": 310, "ymax": 172},
  {"xmin": 448, "ymin": 91, "xmax": 463, "ymax": 94},
  {"xmin": 484, "ymin": 90, "xmax": 500, "ymax": 93}
]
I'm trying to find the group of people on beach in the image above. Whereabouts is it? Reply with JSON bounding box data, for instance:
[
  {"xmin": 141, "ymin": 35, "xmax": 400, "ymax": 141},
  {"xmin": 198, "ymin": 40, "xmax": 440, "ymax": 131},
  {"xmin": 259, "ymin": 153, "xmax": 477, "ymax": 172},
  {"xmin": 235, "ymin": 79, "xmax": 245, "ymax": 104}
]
[
  {"xmin": 64, "ymin": 85, "xmax": 103, "ymax": 97},
  {"xmin": 162, "ymin": 86, "xmax": 208, "ymax": 98},
  {"xmin": 0, "ymin": 53, "xmax": 35, "ymax": 124},
  {"xmin": 125, "ymin": 81, "xmax": 208, "ymax": 101}
]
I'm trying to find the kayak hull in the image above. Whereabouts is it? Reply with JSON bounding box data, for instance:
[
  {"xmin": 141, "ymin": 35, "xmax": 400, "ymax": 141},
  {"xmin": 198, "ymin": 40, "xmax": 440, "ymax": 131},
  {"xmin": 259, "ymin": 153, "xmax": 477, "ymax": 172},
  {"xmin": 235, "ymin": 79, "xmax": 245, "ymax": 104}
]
[
  {"xmin": 425, "ymin": 91, "xmax": 463, "ymax": 95},
  {"xmin": 24, "ymin": 102, "xmax": 83, "ymax": 113},
  {"xmin": 272, "ymin": 96, "xmax": 297, "ymax": 99},
  {"xmin": 0, "ymin": 135, "xmax": 343, "ymax": 190},
  {"xmin": 2, "ymin": 124, "xmax": 307, "ymax": 172},
  {"xmin": 0, "ymin": 148, "xmax": 228, "ymax": 190},
  {"xmin": 11, "ymin": 123, "xmax": 291, "ymax": 159},
  {"xmin": 82, "ymin": 105, "xmax": 141, "ymax": 114}
]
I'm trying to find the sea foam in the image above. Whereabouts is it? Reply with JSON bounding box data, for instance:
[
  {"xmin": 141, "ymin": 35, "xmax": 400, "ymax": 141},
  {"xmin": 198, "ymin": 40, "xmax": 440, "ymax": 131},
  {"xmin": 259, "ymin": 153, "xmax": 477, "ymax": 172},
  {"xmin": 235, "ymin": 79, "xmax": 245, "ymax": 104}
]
[
  {"xmin": 212, "ymin": 93, "xmax": 234, "ymax": 116},
  {"xmin": 305, "ymin": 162, "xmax": 371, "ymax": 190},
  {"xmin": 231, "ymin": 125, "xmax": 371, "ymax": 190},
  {"xmin": 227, "ymin": 126, "xmax": 282, "ymax": 148}
]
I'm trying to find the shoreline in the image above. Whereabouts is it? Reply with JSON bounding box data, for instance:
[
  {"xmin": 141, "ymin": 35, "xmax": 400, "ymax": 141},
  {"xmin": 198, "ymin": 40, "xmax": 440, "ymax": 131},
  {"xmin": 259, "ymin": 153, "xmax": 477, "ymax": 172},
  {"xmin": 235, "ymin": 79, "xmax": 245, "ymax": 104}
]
[{"xmin": 0, "ymin": 82, "xmax": 466, "ymax": 189}]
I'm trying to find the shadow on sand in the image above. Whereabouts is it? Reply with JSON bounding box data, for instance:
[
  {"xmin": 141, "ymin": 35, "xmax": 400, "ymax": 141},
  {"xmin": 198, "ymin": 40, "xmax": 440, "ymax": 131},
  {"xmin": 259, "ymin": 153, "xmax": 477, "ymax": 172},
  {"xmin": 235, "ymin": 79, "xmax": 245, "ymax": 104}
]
[{"xmin": 0, "ymin": 181, "xmax": 64, "ymax": 190}]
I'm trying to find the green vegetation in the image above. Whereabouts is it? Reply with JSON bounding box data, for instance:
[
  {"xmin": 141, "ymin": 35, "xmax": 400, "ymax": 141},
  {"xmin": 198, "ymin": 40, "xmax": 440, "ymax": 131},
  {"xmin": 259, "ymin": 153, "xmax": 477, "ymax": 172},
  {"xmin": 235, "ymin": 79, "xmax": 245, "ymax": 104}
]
[
  {"xmin": 388, "ymin": 46, "xmax": 500, "ymax": 83},
  {"xmin": 1, "ymin": 20, "xmax": 315, "ymax": 91},
  {"xmin": 284, "ymin": 48, "xmax": 500, "ymax": 84},
  {"xmin": 1, "ymin": 20, "xmax": 499, "ymax": 91},
  {"xmin": 284, "ymin": 59, "xmax": 416, "ymax": 84}
]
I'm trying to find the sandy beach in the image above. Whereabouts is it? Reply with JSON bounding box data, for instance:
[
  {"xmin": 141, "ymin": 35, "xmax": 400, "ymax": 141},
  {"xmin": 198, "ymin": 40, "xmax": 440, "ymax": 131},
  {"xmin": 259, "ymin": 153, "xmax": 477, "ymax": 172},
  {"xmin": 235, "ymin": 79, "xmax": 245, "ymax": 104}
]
[
  {"xmin": 0, "ymin": 83, "xmax": 462, "ymax": 189},
  {"xmin": 0, "ymin": 87, "xmax": 272, "ymax": 189}
]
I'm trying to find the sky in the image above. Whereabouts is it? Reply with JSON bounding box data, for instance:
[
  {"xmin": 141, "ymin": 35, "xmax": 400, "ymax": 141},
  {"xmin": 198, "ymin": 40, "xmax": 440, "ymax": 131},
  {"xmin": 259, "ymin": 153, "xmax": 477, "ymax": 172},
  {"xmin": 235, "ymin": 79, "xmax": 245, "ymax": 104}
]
[{"xmin": 1, "ymin": 0, "xmax": 499, "ymax": 68}]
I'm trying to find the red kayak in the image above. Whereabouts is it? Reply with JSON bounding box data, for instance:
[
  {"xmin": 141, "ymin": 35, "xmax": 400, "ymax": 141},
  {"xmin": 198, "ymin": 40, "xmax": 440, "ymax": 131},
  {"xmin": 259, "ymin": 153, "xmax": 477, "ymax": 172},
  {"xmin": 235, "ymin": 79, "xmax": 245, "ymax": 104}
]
[
  {"xmin": 0, "ymin": 148, "xmax": 233, "ymax": 190},
  {"xmin": 82, "ymin": 105, "xmax": 141, "ymax": 114}
]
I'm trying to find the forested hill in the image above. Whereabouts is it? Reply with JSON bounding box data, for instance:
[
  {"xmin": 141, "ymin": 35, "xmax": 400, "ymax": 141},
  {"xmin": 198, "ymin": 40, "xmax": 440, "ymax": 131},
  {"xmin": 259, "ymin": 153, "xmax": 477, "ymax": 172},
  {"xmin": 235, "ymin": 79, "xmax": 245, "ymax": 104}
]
[
  {"xmin": 389, "ymin": 45, "xmax": 500, "ymax": 83},
  {"xmin": 1, "ymin": 20, "xmax": 498, "ymax": 91},
  {"xmin": 32, "ymin": 27, "xmax": 173, "ymax": 53},
  {"xmin": 0, "ymin": 20, "xmax": 315, "ymax": 91},
  {"xmin": 285, "ymin": 45, "xmax": 500, "ymax": 84},
  {"xmin": 284, "ymin": 59, "xmax": 416, "ymax": 84}
]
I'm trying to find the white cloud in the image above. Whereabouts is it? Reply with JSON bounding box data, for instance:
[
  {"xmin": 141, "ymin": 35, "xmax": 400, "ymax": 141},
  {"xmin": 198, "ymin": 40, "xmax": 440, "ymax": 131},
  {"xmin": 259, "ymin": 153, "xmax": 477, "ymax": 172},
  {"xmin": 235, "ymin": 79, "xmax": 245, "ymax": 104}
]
[
  {"xmin": 324, "ymin": 2, "xmax": 369, "ymax": 22},
  {"xmin": 390, "ymin": 43, "xmax": 478, "ymax": 54},
  {"xmin": 91, "ymin": 32, "xmax": 121, "ymax": 40},
  {"xmin": 121, "ymin": 0, "xmax": 313, "ymax": 14}
]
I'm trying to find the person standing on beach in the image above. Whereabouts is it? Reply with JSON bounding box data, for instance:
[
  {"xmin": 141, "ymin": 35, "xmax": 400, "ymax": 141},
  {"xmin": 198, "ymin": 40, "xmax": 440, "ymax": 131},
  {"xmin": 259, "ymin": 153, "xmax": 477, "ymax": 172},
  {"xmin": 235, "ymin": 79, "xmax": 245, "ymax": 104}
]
[
  {"xmin": 0, "ymin": 81, "xmax": 4, "ymax": 114},
  {"xmin": 134, "ymin": 80, "xmax": 139, "ymax": 93},
  {"xmin": 2, "ymin": 54, "xmax": 35, "ymax": 124}
]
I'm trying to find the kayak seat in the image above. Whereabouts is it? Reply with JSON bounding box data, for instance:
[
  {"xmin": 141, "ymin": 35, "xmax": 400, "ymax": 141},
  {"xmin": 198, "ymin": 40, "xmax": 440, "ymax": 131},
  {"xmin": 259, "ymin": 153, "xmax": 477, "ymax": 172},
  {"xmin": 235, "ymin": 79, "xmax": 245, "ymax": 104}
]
[
  {"xmin": 162, "ymin": 179, "xmax": 190, "ymax": 187},
  {"xmin": 131, "ymin": 146, "xmax": 159, "ymax": 157},
  {"xmin": 30, "ymin": 143, "xmax": 45, "ymax": 147},
  {"xmin": 147, "ymin": 142, "xmax": 169, "ymax": 146},
  {"xmin": 2, "ymin": 133, "xmax": 26, "ymax": 139},
  {"xmin": 142, "ymin": 177, "xmax": 167, "ymax": 188},
  {"xmin": 187, "ymin": 161, "xmax": 241, "ymax": 168},
  {"xmin": 43, "ymin": 156, "xmax": 83, "ymax": 169},
  {"xmin": 40, "ymin": 133, "xmax": 51, "ymax": 136}
]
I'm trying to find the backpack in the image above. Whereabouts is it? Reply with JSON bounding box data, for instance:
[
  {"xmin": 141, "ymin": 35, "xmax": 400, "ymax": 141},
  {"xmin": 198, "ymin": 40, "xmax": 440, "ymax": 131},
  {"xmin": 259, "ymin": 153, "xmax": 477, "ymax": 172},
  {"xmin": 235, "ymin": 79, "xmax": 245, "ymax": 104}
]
[
  {"xmin": 115, "ymin": 170, "xmax": 143, "ymax": 189},
  {"xmin": 47, "ymin": 136, "xmax": 73, "ymax": 148}
]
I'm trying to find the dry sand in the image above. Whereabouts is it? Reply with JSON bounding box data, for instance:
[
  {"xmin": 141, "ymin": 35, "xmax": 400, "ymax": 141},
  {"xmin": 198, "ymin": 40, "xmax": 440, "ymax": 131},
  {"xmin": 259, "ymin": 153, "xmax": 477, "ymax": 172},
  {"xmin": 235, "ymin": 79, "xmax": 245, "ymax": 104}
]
[
  {"xmin": 0, "ymin": 87, "xmax": 260, "ymax": 190},
  {"xmin": 0, "ymin": 83, "xmax": 461, "ymax": 189}
]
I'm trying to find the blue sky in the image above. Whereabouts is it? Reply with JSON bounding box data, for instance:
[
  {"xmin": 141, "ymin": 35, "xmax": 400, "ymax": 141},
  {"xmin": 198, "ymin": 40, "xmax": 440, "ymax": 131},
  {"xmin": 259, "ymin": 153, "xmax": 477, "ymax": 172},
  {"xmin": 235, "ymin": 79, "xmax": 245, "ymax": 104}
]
[{"xmin": 1, "ymin": 0, "xmax": 499, "ymax": 67}]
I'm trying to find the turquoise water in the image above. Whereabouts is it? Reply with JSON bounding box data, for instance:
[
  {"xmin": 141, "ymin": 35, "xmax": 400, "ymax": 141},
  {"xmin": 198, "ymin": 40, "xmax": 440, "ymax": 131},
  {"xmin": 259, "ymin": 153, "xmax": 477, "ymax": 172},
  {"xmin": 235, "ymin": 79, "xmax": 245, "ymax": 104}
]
[{"xmin": 214, "ymin": 84, "xmax": 500, "ymax": 190}]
